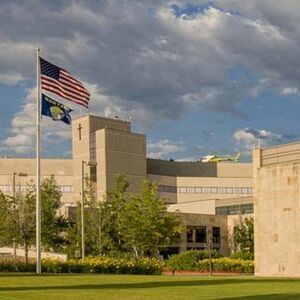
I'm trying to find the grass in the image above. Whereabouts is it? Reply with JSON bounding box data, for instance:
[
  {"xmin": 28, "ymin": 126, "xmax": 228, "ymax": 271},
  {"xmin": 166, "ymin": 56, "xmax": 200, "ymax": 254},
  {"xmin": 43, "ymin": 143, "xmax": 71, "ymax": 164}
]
[{"xmin": 1, "ymin": 274, "xmax": 300, "ymax": 300}]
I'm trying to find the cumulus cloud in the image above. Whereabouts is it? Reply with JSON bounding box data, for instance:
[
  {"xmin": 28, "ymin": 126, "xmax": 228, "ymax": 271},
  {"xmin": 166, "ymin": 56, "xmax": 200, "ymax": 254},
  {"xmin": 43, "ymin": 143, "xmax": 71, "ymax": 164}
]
[
  {"xmin": 2, "ymin": 1, "xmax": 300, "ymax": 155},
  {"xmin": 1, "ymin": 87, "xmax": 73, "ymax": 155},
  {"xmin": 233, "ymin": 128, "xmax": 296, "ymax": 155},
  {"xmin": 147, "ymin": 139, "xmax": 186, "ymax": 159},
  {"xmin": 281, "ymin": 87, "xmax": 298, "ymax": 95},
  {"xmin": 1, "ymin": 0, "xmax": 297, "ymax": 121}
]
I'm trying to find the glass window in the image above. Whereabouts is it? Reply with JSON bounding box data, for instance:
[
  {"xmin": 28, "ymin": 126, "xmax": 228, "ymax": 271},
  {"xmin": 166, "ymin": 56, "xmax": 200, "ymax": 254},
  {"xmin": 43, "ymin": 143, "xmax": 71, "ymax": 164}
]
[
  {"xmin": 195, "ymin": 226, "xmax": 206, "ymax": 243},
  {"xmin": 186, "ymin": 228, "xmax": 193, "ymax": 243},
  {"xmin": 195, "ymin": 187, "xmax": 202, "ymax": 194},
  {"xmin": 212, "ymin": 227, "xmax": 221, "ymax": 244}
]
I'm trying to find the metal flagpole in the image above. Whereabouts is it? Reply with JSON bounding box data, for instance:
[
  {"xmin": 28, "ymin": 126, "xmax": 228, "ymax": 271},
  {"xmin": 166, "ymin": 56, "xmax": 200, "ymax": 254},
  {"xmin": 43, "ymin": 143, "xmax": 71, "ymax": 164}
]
[{"xmin": 36, "ymin": 48, "xmax": 42, "ymax": 274}]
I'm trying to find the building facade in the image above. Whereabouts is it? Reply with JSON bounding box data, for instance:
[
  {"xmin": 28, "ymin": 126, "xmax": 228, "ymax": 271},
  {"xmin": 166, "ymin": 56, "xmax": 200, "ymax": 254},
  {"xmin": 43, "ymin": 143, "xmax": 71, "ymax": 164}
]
[
  {"xmin": 0, "ymin": 115, "xmax": 254, "ymax": 255},
  {"xmin": 254, "ymin": 142, "xmax": 300, "ymax": 276}
]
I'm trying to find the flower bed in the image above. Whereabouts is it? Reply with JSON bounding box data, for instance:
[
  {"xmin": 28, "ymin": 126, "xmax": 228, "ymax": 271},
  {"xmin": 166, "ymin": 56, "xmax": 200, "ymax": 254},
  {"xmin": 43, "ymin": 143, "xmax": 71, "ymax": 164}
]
[
  {"xmin": 0, "ymin": 256, "xmax": 164, "ymax": 275},
  {"xmin": 195, "ymin": 258, "xmax": 254, "ymax": 274}
]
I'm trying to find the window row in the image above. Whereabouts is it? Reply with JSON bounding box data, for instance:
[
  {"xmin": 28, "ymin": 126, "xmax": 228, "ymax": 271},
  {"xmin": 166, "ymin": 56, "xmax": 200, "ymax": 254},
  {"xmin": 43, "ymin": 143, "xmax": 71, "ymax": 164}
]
[
  {"xmin": 216, "ymin": 203, "xmax": 253, "ymax": 215},
  {"xmin": 159, "ymin": 185, "xmax": 253, "ymax": 195},
  {"xmin": 0, "ymin": 185, "xmax": 74, "ymax": 193},
  {"xmin": 186, "ymin": 226, "xmax": 221, "ymax": 244}
]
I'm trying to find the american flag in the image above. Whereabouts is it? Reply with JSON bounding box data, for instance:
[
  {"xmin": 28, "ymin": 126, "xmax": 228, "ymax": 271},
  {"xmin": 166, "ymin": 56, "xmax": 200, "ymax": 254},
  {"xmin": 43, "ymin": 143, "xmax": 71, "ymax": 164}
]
[{"xmin": 40, "ymin": 57, "xmax": 90, "ymax": 108}]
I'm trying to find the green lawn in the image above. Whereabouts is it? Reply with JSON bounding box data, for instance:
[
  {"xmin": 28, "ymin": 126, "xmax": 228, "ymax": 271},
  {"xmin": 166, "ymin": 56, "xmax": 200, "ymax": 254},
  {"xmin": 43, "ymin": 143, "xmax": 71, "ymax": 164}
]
[{"xmin": 0, "ymin": 274, "xmax": 300, "ymax": 300}]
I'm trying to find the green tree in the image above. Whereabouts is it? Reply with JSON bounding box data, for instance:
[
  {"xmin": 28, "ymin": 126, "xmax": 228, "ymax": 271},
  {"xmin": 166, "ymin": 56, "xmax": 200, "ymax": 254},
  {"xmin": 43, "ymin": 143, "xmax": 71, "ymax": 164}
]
[
  {"xmin": 120, "ymin": 180, "xmax": 183, "ymax": 258},
  {"xmin": 233, "ymin": 215, "xmax": 254, "ymax": 254},
  {"xmin": 0, "ymin": 191, "xmax": 13, "ymax": 246},
  {"xmin": 41, "ymin": 176, "xmax": 68, "ymax": 251},
  {"xmin": 17, "ymin": 185, "xmax": 36, "ymax": 264},
  {"xmin": 99, "ymin": 174, "xmax": 129, "ymax": 255},
  {"xmin": 65, "ymin": 177, "xmax": 102, "ymax": 258},
  {"xmin": 1, "ymin": 177, "xmax": 69, "ymax": 262},
  {"xmin": 81, "ymin": 177, "xmax": 101, "ymax": 255}
]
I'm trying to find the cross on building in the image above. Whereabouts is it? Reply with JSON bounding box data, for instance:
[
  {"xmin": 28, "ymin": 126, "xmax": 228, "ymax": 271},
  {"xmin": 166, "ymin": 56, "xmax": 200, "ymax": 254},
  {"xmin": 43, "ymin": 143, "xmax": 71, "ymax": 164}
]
[{"xmin": 77, "ymin": 123, "xmax": 83, "ymax": 140}]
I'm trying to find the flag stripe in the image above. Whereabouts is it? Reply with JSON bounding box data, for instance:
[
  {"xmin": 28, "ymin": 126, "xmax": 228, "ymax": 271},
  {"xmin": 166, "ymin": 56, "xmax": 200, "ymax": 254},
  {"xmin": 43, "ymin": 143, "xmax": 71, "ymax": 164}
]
[
  {"xmin": 59, "ymin": 75, "xmax": 90, "ymax": 96},
  {"xmin": 60, "ymin": 69, "xmax": 87, "ymax": 88},
  {"xmin": 41, "ymin": 78, "xmax": 89, "ymax": 105},
  {"xmin": 40, "ymin": 57, "xmax": 90, "ymax": 108},
  {"xmin": 41, "ymin": 81, "xmax": 89, "ymax": 105},
  {"xmin": 42, "ymin": 83, "xmax": 89, "ymax": 107},
  {"xmin": 42, "ymin": 75, "xmax": 90, "ymax": 99},
  {"xmin": 42, "ymin": 83, "xmax": 89, "ymax": 106},
  {"xmin": 42, "ymin": 85, "xmax": 89, "ymax": 108}
]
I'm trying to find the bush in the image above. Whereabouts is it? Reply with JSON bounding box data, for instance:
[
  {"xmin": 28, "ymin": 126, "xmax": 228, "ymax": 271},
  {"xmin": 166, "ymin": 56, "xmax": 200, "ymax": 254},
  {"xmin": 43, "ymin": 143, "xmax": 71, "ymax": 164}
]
[
  {"xmin": 195, "ymin": 258, "xmax": 254, "ymax": 273},
  {"xmin": 41, "ymin": 256, "xmax": 164, "ymax": 275},
  {"xmin": 0, "ymin": 256, "xmax": 164, "ymax": 275},
  {"xmin": 167, "ymin": 250, "xmax": 222, "ymax": 271},
  {"xmin": 0, "ymin": 257, "xmax": 35, "ymax": 272},
  {"xmin": 230, "ymin": 251, "xmax": 254, "ymax": 260}
]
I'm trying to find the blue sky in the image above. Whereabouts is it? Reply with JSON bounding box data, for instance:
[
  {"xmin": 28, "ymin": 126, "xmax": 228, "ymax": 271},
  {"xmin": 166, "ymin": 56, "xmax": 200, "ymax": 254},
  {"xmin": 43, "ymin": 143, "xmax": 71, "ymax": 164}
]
[{"xmin": 1, "ymin": 0, "xmax": 300, "ymax": 161}]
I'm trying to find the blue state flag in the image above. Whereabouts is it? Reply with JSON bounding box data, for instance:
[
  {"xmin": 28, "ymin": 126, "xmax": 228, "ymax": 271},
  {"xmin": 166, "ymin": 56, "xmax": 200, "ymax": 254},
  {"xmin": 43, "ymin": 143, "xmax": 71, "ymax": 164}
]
[{"xmin": 41, "ymin": 94, "xmax": 73, "ymax": 125}]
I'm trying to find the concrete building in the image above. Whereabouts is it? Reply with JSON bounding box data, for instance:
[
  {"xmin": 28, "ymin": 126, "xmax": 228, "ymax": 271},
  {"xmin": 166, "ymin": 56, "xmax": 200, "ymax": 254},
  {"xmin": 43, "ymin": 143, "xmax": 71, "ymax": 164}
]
[
  {"xmin": 253, "ymin": 141, "xmax": 300, "ymax": 276},
  {"xmin": 0, "ymin": 114, "xmax": 254, "ymax": 255}
]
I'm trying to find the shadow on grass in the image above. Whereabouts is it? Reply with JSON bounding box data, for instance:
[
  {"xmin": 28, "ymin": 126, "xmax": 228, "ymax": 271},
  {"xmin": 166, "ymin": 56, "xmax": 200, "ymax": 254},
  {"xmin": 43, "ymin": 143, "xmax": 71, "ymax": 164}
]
[
  {"xmin": 1, "ymin": 277, "xmax": 300, "ymax": 292},
  {"xmin": 218, "ymin": 294, "xmax": 300, "ymax": 300}
]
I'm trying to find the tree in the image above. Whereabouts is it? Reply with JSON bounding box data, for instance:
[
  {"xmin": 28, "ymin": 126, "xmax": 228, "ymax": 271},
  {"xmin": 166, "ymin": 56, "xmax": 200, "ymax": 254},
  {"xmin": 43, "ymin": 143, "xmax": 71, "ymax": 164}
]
[
  {"xmin": 0, "ymin": 177, "xmax": 69, "ymax": 262},
  {"xmin": 81, "ymin": 177, "xmax": 101, "ymax": 255},
  {"xmin": 40, "ymin": 176, "xmax": 68, "ymax": 251},
  {"xmin": 65, "ymin": 177, "xmax": 102, "ymax": 258},
  {"xmin": 233, "ymin": 215, "xmax": 254, "ymax": 254},
  {"xmin": 99, "ymin": 174, "xmax": 129, "ymax": 255},
  {"xmin": 120, "ymin": 180, "xmax": 183, "ymax": 258},
  {"xmin": 0, "ymin": 191, "xmax": 13, "ymax": 246},
  {"xmin": 15, "ymin": 185, "xmax": 36, "ymax": 264}
]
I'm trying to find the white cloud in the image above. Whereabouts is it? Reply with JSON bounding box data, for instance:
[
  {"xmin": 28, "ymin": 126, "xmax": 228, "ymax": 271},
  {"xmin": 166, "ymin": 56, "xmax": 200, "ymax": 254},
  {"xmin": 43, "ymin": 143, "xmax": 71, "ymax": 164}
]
[
  {"xmin": 1, "ymin": 87, "xmax": 72, "ymax": 155},
  {"xmin": 281, "ymin": 87, "xmax": 298, "ymax": 95},
  {"xmin": 233, "ymin": 128, "xmax": 294, "ymax": 156},
  {"xmin": 0, "ymin": 72, "xmax": 26, "ymax": 85},
  {"xmin": 147, "ymin": 139, "xmax": 186, "ymax": 159}
]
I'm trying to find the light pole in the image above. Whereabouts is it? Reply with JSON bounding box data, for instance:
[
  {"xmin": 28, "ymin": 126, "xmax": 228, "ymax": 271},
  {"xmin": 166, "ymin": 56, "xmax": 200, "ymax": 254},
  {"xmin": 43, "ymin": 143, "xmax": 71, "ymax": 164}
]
[
  {"xmin": 12, "ymin": 172, "xmax": 28, "ymax": 259},
  {"xmin": 81, "ymin": 160, "xmax": 97, "ymax": 259}
]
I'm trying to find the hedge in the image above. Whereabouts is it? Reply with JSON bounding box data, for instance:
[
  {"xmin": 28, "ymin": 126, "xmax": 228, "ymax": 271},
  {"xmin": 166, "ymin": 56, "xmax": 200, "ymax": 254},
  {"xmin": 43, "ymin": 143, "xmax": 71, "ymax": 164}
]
[
  {"xmin": 167, "ymin": 250, "xmax": 222, "ymax": 271},
  {"xmin": 0, "ymin": 256, "xmax": 164, "ymax": 275},
  {"xmin": 195, "ymin": 258, "xmax": 254, "ymax": 273}
]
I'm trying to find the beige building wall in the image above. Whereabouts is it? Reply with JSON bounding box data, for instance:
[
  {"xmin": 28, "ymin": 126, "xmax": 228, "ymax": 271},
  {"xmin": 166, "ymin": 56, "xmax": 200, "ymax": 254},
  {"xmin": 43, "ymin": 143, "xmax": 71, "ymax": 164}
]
[
  {"xmin": 0, "ymin": 158, "xmax": 74, "ymax": 204},
  {"xmin": 95, "ymin": 128, "xmax": 147, "ymax": 199},
  {"xmin": 167, "ymin": 199, "xmax": 216, "ymax": 215},
  {"xmin": 254, "ymin": 142, "xmax": 300, "ymax": 277},
  {"xmin": 148, "ymin": 160, "xmax": 253, "ymax": 206},
  {"xmin": 179, "ymin": 213, "xmax": 229, "ymax": 256},
  {"xmin": 72, "ymin": 115, "xmax": 146, "ymax": 202}
]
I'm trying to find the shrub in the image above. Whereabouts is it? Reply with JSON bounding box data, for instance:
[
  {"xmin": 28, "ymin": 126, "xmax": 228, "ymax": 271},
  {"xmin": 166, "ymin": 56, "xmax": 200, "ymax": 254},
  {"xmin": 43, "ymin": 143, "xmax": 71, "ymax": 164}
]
[
  {"xmin": 230, "ymin": 251, "xmax": 254, "ymax": 260},
  {"xmin": 0, "ymin": 257, "xmax": 35, "ymax": 272},
  {"xmin": 195, "ymin": 258, "xmax": 254, "ymax": 273},
  {"xmin": 167, "ymin": 250, "xmax": 222, "ymax": 271},
  {"xmin": 41, "ymin": 256, "xmax": 165, "ymax": 275},
  {"xmin": 0, "ymin": 256, "xmax": 164, "ymax": 275}
]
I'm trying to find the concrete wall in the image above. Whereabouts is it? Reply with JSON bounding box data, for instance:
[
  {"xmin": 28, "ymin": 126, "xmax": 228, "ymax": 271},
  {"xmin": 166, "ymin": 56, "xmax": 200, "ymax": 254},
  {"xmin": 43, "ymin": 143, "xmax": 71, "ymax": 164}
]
[
  {"xmin": 148, "ymin": 161, "xmax": 253, "ymax": 206},
  {"xmin": 167, "ymin": 199, "xmax": 216, "ymax": 215},
  {"xmin": 96, "ymin": 128, "xmax": 147, "ymax": 198},
  {"xmin": 0, "ymin": 158, "xmax": 74, "ymax": 204},
  {"xmin": 254, "ymin": 143, "xmax": 300, "ymax": 276},
  {"xmin": 180, "ymin": 213, "xmax": 229, "ymax": 256}
]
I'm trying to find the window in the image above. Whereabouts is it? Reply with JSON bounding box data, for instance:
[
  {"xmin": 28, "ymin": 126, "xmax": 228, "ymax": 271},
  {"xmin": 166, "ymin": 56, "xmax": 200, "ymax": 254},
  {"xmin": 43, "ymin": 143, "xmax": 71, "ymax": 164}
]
[
  {"xmin": 186, "ymin": 228, "xmax": 193, "ymax": 243},
  {"xmin": 59, "ymin": 186, "xmax": 74, "ymax": 193},
  {"xmin": 212, "ymin": 227, "xmax": 221, "ymax": 244},
  {"xmin": 216, "ymin": 204, "xmax": 253, "ymax": 215},
  {"xmin": 159, "ymin": 185, "xmax": 253, "ymax": 195},
  {"xmin": 0, "ymin": 185, "xmax": 12, "ymax": 192},
  {"xmin": 195, "ymin": 226, "xmax": 207, "ymax": 243}
]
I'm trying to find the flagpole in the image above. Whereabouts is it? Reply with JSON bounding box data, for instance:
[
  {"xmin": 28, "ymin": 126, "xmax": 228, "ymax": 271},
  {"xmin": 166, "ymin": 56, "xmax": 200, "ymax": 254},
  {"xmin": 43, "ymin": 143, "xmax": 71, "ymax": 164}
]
[{"xmin": 36, "ymin": 47, "xmax": 41, "ymax": 274}]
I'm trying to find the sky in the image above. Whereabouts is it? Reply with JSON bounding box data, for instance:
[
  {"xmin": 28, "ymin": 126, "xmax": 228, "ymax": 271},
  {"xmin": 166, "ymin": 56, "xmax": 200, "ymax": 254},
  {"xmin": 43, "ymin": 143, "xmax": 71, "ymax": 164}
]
[{"xmin": 1, "ymin": 0, "xmax": 300, "ymax": 162}]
